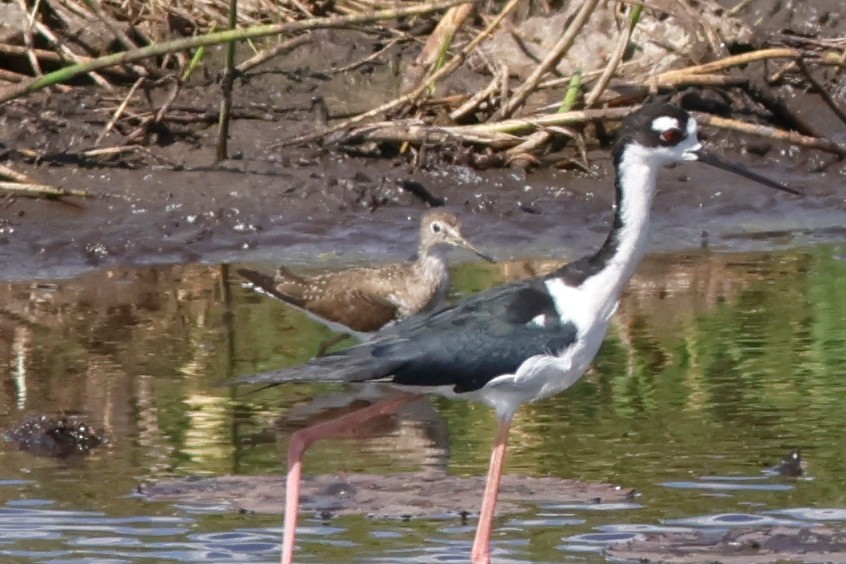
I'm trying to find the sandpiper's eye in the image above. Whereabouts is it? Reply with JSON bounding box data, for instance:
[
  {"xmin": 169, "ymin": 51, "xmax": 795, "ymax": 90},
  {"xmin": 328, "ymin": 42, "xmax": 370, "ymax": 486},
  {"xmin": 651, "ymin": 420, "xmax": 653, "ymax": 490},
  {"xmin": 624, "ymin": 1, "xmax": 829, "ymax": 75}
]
[
  {"xmin": 660, "ymin": 128, "xmax": 683, "ymax": 145},
  {"xmin": 431, "ymin": 222, "xmax": 442, "ymax": 233}
]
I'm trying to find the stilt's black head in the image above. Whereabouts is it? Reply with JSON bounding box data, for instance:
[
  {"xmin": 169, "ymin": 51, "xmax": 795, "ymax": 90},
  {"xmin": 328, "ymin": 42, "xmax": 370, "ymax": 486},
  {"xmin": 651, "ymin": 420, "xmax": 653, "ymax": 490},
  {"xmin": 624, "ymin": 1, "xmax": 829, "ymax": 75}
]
[{"xmin": 613, "ymin": 103, "xmax": 799, "ymax": 195}]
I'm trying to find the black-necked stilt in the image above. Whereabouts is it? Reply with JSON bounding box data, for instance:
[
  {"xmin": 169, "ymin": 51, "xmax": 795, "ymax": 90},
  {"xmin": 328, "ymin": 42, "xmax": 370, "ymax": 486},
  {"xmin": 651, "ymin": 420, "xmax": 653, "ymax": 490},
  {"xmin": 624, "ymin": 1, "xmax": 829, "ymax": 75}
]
[
  {"xmin": 238, "ymin": 211, "xmax": 494, "ymax": 339},
  {"xmin": 233, "ymin": 103, "xmax": 798, "ymax": 564}
]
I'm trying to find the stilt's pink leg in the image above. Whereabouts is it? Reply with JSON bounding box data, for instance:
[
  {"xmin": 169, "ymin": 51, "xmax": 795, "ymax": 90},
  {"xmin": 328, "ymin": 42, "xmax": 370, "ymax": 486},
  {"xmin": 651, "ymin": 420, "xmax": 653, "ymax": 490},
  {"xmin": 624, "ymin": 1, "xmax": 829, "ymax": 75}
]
[
  {"xmin": 471, "ymin": 416, "xmax": 512, "ymax": 564},
  {"xmin": 280, "ymin": 393, "xmax": 421, "ymax": 564}
]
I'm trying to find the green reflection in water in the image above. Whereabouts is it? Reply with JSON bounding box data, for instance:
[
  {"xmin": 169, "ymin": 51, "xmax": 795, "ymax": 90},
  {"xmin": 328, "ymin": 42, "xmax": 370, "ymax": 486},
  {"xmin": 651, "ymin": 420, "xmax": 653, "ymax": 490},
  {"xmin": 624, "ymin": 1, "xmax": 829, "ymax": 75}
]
[{"xmin": 1, "ymin": 246, "xmax": 846, "ymax": 561}]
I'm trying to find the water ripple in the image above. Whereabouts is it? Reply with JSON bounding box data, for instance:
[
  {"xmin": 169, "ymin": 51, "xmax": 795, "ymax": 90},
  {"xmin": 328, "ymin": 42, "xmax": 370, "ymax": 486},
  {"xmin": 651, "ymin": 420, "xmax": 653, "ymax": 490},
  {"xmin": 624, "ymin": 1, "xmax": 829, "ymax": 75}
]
[
  {"xmin": 661, "ymin": 480, "xmax": 792, "ymax": 492},
  {"xmin": 665, "ymin": 513, "xmax": 811, "ymax": 527},
  {"xmin": 768, "ymin": 508, "xmax": 846, "ymax": 521}
]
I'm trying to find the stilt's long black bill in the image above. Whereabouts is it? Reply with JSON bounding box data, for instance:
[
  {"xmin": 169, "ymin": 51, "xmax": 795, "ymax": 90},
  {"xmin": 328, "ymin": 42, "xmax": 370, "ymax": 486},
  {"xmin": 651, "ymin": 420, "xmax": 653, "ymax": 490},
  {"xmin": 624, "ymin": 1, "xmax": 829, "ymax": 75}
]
[{"xmin": 694, "ymin": 149, "xmax": 801, "ymax": 195}]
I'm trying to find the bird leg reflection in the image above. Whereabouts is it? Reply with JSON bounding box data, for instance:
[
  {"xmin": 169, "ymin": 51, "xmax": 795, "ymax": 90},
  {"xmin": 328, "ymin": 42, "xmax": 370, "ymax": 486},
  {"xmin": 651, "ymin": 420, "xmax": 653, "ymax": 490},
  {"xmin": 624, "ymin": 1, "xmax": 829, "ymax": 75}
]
[{"xmin": 281, "ymin": 392, "xmax": 422, "ymax": 564}]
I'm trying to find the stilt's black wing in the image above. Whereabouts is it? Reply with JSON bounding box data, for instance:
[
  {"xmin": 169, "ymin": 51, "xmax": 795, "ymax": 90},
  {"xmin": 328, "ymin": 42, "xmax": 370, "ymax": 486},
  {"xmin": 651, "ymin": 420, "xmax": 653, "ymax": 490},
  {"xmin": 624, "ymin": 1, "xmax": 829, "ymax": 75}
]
[{"xmin": 231, "ymin": 275, "xmax": 577, "ymax": 394}]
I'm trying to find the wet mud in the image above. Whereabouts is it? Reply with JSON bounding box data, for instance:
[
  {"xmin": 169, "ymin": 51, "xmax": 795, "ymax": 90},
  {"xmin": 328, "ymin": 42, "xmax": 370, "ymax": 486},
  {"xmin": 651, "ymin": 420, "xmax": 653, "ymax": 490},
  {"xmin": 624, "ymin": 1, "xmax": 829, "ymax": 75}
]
[
  {"xmin": 141, "ymin": 471, "xmax": 633, "ymax": 519},
  {"xmin": 608, "ymin": 525, "xmax": 846, "ymax": 563}
]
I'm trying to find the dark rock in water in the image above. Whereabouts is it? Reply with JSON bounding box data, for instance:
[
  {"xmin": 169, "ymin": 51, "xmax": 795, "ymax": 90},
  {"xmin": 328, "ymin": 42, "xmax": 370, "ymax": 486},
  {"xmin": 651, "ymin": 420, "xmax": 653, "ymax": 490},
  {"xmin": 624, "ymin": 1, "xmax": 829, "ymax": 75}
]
[
  {"xmin": 773, "ymin": 448, "xmax": 804, "ymax": 477},
  {"xmin": 3, "ymin": 415, "xmax": 106, "ymax": 457}
]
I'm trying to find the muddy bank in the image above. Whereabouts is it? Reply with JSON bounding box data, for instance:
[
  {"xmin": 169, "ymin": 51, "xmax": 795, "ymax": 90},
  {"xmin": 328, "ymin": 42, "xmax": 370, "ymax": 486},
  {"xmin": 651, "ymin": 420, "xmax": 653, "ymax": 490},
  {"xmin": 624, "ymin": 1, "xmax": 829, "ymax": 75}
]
[
  {"xmin": 0, "ymin": 0, "xmax": 845, "ymax": 282},
  {"xmin": 2, "ymin": 127, "xmax": 845, "ymax": 284}
]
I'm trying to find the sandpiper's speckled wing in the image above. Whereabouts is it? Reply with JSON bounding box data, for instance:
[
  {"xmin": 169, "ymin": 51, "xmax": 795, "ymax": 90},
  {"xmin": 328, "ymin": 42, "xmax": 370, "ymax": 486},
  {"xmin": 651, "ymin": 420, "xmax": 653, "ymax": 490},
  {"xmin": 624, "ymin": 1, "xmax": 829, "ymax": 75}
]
[
  {"xmin": 238, "ymin": 267, "xmax": 401, "ymax": 333},
  {"xmin": 303, "ymin": 286, "xmax": 400, "ymax": 333},
  {"xmin": 232, "ymin": 270, "xmax": 578, "ymax": 394}
]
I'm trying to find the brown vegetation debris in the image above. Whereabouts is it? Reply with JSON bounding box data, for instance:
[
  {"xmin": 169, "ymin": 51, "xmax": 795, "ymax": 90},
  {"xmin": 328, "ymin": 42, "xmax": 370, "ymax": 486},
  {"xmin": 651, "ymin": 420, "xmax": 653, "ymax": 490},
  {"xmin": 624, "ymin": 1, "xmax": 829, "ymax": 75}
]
[{"xmin": 0, "ymin": 0, "xmax": 842, "ymax": 173}]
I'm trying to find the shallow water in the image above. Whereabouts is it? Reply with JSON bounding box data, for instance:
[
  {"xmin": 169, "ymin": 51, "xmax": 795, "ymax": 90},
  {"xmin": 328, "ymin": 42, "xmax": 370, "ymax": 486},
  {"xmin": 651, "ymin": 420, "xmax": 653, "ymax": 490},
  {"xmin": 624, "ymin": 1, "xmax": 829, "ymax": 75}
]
[{"xmin": 2, "ymin": 246, "xmax": 846, "ymax": 562}]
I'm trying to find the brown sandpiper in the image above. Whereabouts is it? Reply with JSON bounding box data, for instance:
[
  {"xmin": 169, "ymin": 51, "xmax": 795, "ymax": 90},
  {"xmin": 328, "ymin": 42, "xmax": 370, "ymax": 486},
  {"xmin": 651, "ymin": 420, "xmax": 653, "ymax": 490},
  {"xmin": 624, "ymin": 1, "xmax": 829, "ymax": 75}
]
[{"xmin": 238, "ymin": 210, "xmax": 495, "ymax": 338}]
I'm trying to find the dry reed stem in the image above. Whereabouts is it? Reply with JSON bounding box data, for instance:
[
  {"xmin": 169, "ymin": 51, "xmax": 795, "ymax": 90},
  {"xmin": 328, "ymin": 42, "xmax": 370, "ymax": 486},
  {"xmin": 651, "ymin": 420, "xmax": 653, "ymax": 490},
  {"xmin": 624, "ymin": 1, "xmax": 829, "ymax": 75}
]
[
  {"xmin": 727, "ymin": 0, "xmax": 756, "ymax": 16},
  {"xmin": 409, "ymin": 3, "xmax": 474, "ymax": 84},
  {"xmin": 0, "ymin": 163, "xmax": 37, "ymax": 184},
  {"xmin": 535, "ymin": 73, "xmax": 747, "ymax": 113},
  {"xmin": 278, "ymin": 0, "xmax": 516, "ymax": 148},
  {"xmin": 503, "ymin": 128, "xmax": 561, "ymax": 163},
  {"xmin": 331, "ymin": 35, "xmax": 406, "ymax": 74},
  {"xmin": 96, "ymin": 76, "xmax": 144, "ymax": 146},
  {"xmin": 126, "ymin": 78, "xmax": 184, "ymax": 144},
  {"xmin": 449, "ymin": 69, "xmax": 500, "ymax": 121},
  {"xmin": 216, "ymin": 0, "xmax": 238, "ymax": 161},
  {"xmin": 498, "ymin": 0, "xmax": 601, "ymax": 119},
  {"xmin": 287, "ymin": 0, "xmax": 315, "ymax": 18},
  {"xmin": 344, "ymin": 106, "xmax": 634, "ymax": 148},
  {"xmin": 0, "ymin": 68, "xmax": 28, "ymax": 84},
  {"xmin": 0, "ymin": 44, "xmax": 133, "ymax": 79},
  {"xmin": 236, "ymin": 34, "xmax": 311, "ymax": 74},
  {"xmin": 656, "ymin": 48, "xmax": 800, "ymax": 81},
  {"xmin": 343, "ymin": 100, "xmax": 846, "ymax": 162},
  {"xmin": 400, "ymin": 4, "xmax": 473, "ymax": 94},
  {"xmin": 79, "ymin": 0, "xmax": 152, "ymax": 77},
  {"xmin": 17, "ymin": 0, "xmax": 43, "ymax": 77},
  {"xmin": 584, "ymin": 4, "xmax": 639, "ymax": 108},
  {"xmin": 795, "ymin": 58, "xmax": 846, "ymax": 126},
  {"xmin": 656, "ymin": 73, "xmax": 749, "ymax": 87},
  {"xmin": 83, "ymin": 0, "xmax": 139, "ymax": 52},
  {"xmin": 31, "ymin": 14, "xmax": 112, "ymax": 89},
  {"xmin": 695, "ymin": 113, "xmax": 846, "ymax": 158},
  {"xmin": 0, "ymin": 0, "xmax": 467, "ymax": 106},
  {"xmin": 764, "ymin": 50, "xmax": 840, "ymax": 83},
  {"xmin": 0, "ymin": 181, "xmax": 91, "ymax": 199},
  {"xmin": 80, "ymin": 145, "xmax": 177, "ymax": 166}
]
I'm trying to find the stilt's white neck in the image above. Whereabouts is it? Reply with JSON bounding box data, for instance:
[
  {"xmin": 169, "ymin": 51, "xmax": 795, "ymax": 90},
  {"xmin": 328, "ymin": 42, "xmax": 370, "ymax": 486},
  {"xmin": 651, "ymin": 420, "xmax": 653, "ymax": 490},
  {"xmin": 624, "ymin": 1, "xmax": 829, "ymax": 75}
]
[{"xmin": 603, "ymin": 145, "xmax": 661, "ymax": 296}]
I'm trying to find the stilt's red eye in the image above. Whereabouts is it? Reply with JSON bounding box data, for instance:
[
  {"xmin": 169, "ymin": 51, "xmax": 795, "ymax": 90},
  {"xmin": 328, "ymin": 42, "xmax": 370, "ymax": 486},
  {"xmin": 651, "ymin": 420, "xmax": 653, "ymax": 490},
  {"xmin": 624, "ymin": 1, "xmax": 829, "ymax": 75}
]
[{"xmin": 661, "ymin": 128, "xmax": 683, "ymax": 145}]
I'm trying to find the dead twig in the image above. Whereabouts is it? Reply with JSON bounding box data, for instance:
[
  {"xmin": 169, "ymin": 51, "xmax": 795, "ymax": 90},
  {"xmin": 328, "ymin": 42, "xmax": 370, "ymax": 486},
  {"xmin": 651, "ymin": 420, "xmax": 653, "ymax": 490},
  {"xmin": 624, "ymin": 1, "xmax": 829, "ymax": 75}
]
[
  {"xmin": 331, "ymin": 35, "xmax": 406, "ymax": 74},
  {"xmin": 0, "ymin": 0, "xmax": 468, "ymax": 106},
  {"xmin": 498, "ymin": 0, "xmax": 602, "ymax": 119},
  {"xmin": 0, "ymin": 181, "xmax": 92, "ymax": 199},
  {"xmin": 236, "ymin": 34, "xmax": 311, "ymax": 74},
  {"xmin": 16, "ymin": 0, "xmax": 43, "ymax": 77},
  {"xmin": 727, "ymin": 0, "xmax": 756, "ymax": 16},
  {"xmin": 449, "ymin": 69, "xmax": 501, "ymax": 121},
  {"xmin": 128, "ymin": 77, "xmax": 183, "ymax": 144},
  {"xmin": 0, "ymin": 68, "xmax": 28, "ymax": 84},
  {"xmin": 0, "ymin": 163, "xmax": 38, "ymax": 184},
  {"xmin": 584, "ymin": 3, "xmax": 641, "ymax": 108},
  {"xmin": 503, "ymin": 127, "xmax": 571, "ymax": 165},
  {"xmin": 96, "ymin": 76, "xmax": 144, "ymax": 146},
  {"xmin": 31, "ymin": 9, "xmax": 112, "ymax": 89},
  {"xmin": 277, "ymin": 0, "xmax": 518, "ymax": 148},
  {"xmin": 744, "ymin": 78, "xmax": 822, "ymax": 137},
  {"xmin": 79, "ymin": 145, "xmax": 178, "ymax": 167},
  {"xmin": 343, "ymin": 106, "xmax": 635, "ymax": 149},
  {"xmin": 695, "ymin": 112, "xmax": 846, "ymax": 158},
  {"xmin": 0, "ymin": 44, "xmax": 134, "ymax": 79},
  {"xmin": 656, "ymin": 48, "xmax": 800, "ymax": 82},
  {"xmin": 402, "ymin": 2, "xmax": 474, "ymax": 93},
  {"xmin": 795, "ymin": 58, "xmax": 846, "ymax": 127},
  {"xmin": 79, "ymin": 0, "xmax": 152, "ymax": 77},
  {"xmin": 217, "ymin": 0, "xmax": 239, "ymax": 161}
]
